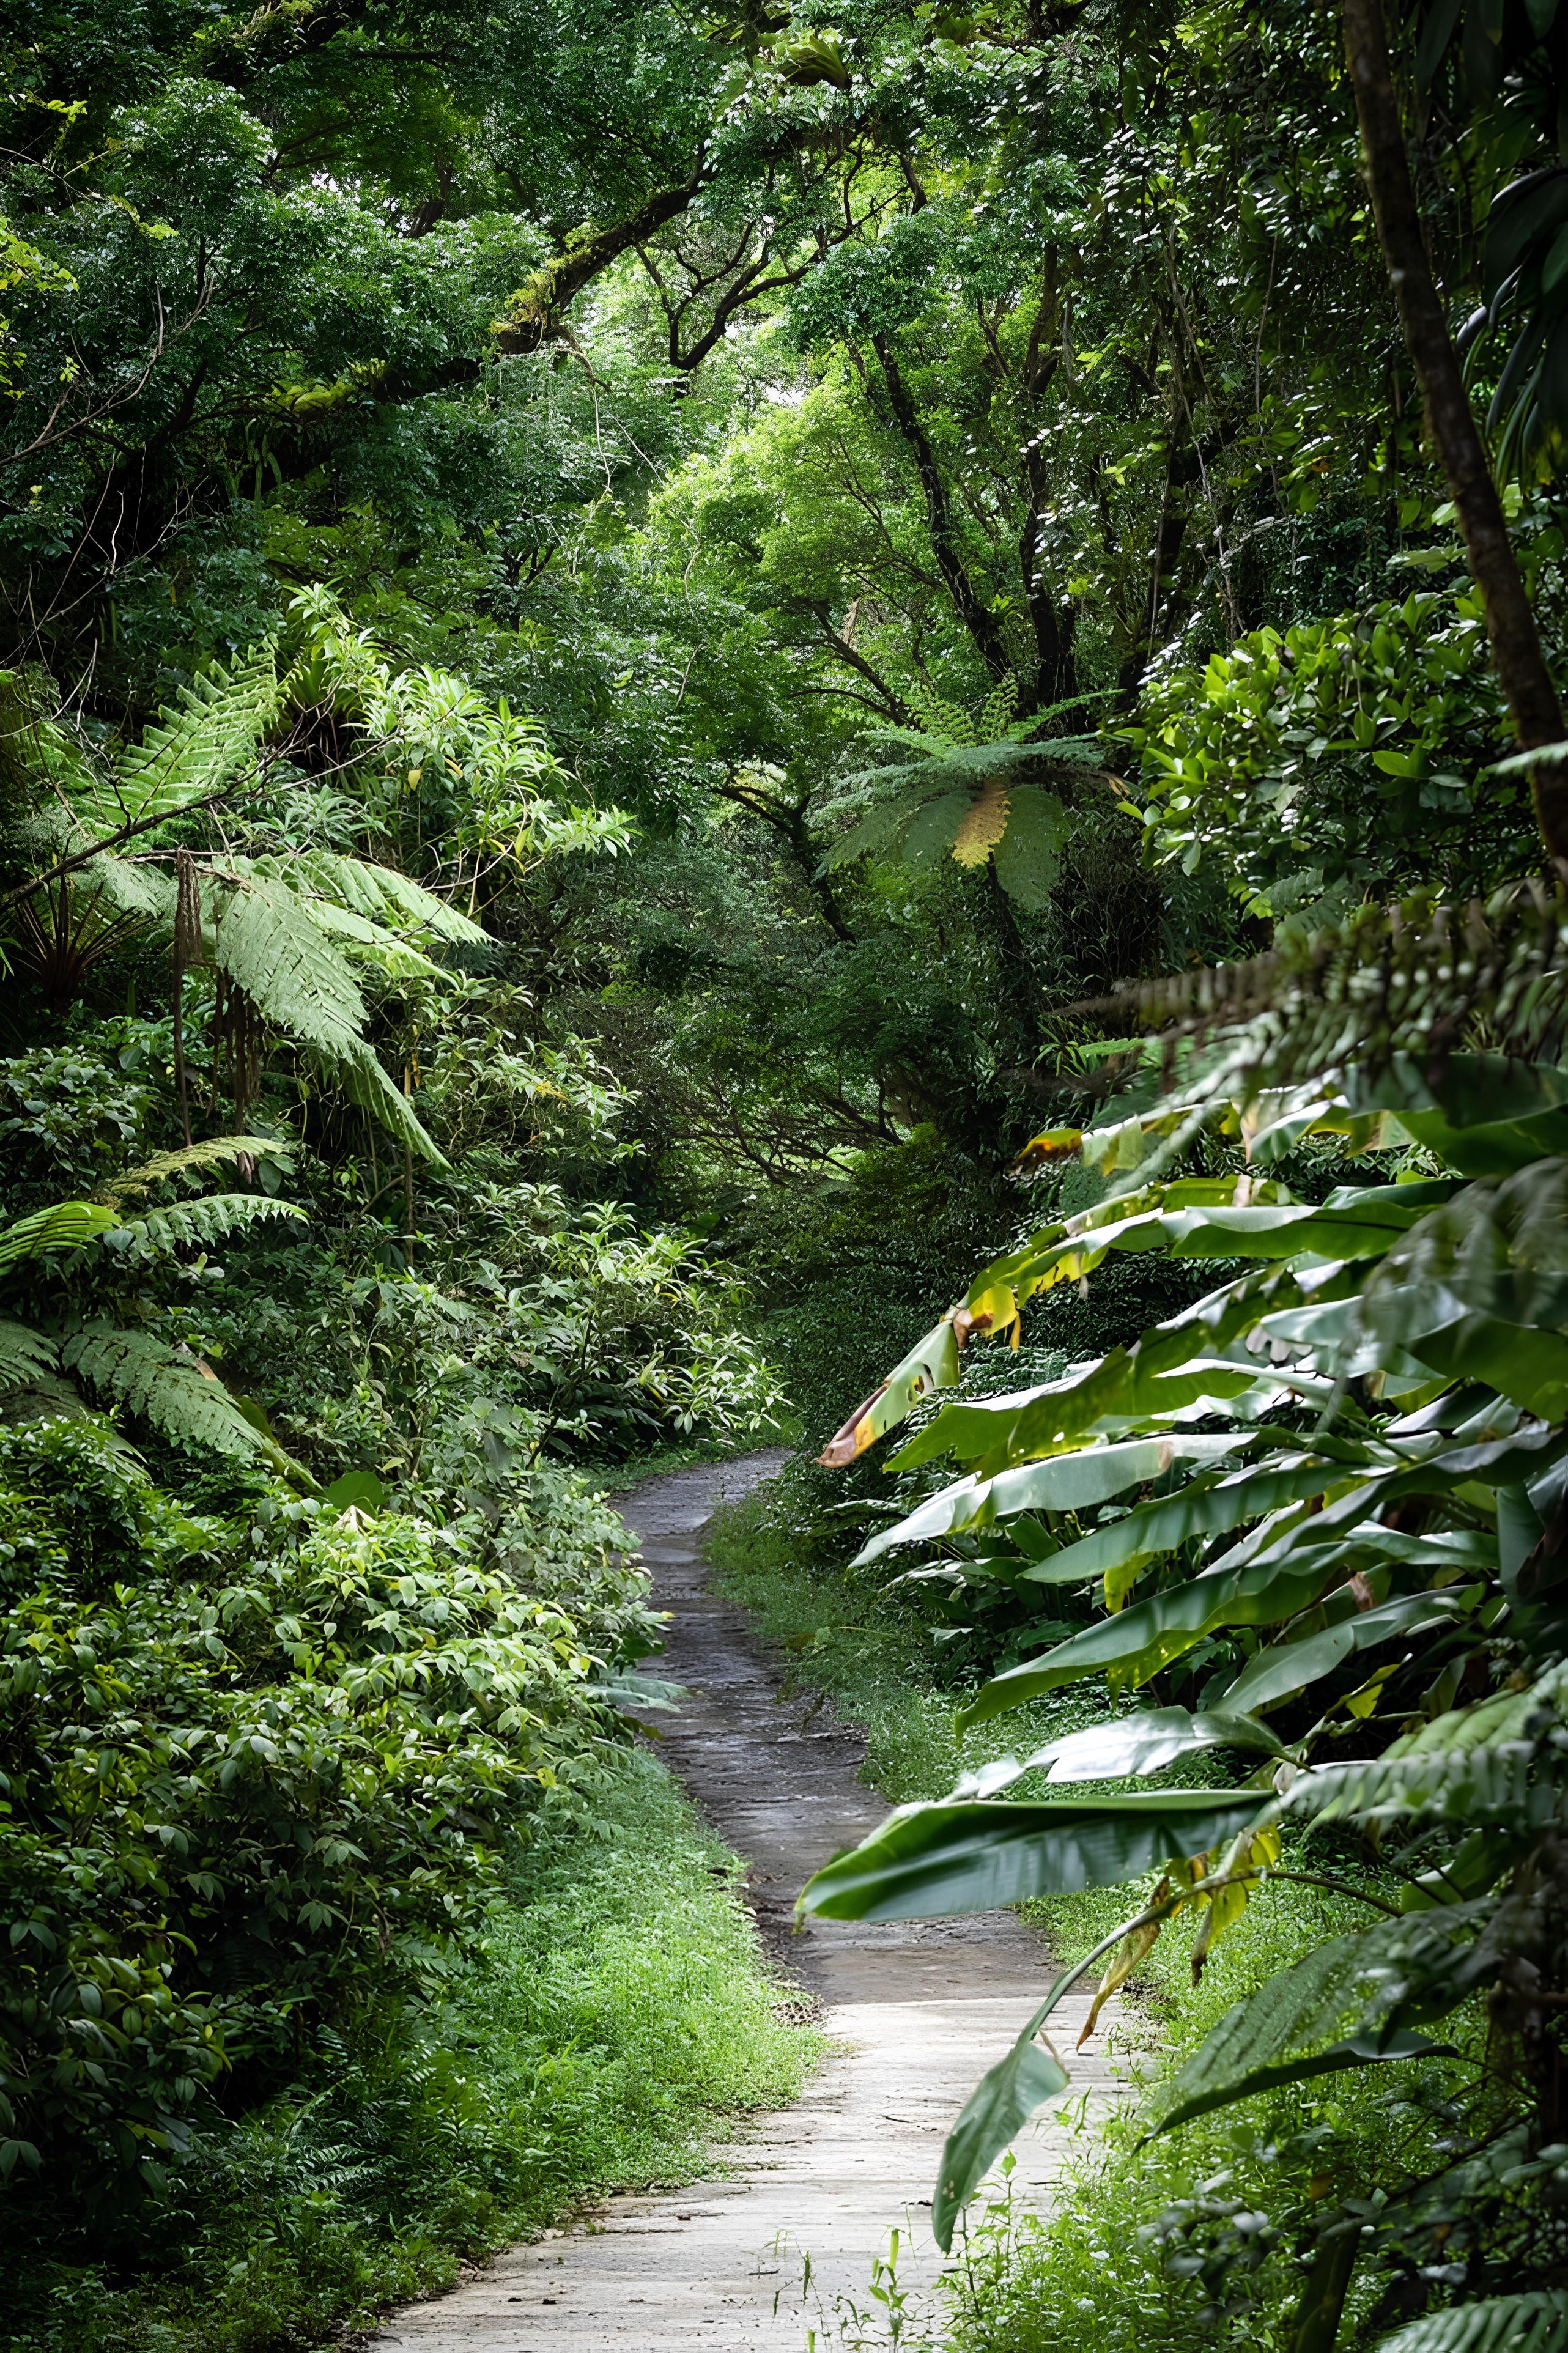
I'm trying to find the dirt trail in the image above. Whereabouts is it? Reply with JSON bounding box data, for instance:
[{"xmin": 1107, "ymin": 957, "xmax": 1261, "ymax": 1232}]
[{"xmin": 374, "ymin": 1455, "xmax": 1114, "ymax": 2352}]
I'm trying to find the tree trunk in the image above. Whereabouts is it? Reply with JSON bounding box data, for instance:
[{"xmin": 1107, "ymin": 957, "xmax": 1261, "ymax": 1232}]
[{"xmin": 1344, "ymin": 0, "xmax": 1568, "ymax": 862}]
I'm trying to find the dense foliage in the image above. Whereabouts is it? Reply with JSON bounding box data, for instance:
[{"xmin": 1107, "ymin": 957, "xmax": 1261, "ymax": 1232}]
[{"xmin": 10, "ymin": 0, "xmax": 1568, "ymax": 2344}]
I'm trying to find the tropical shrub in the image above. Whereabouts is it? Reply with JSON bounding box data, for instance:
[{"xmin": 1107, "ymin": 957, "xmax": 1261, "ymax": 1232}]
[
  {"xmin": 0, "ymin": 1416, "xmax": 648, "ymax": 2198},
  {"xmin": 804, "ymin": 891, "xmax": 1568, "ymax": 2346}
]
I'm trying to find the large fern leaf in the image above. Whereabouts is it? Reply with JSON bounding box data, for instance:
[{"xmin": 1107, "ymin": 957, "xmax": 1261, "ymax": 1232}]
[
  {"xmin": 1375, "ymin": 2294, "xmax": 1568, "ymax": 2353},
  {"xmin": 98, "ymin": 1134, "xmax": 294, "ymax": 1205},
  {"xmin": 0, "ymin": 1318, "xmax": 60, "ymax": 1389},
  {"xmin": 0, "ymin": 1200, "xmax": 119, "ymax": 1271},
  {"xmin": 60, "ymin": 1326, "xmax": 270, "ymax": 1458},
  {"xmin": 290, "ymin": 850, "xmax": 488, "ymax": 944},
  {"xmin": 288, "ymin": 892, "xmax": 445, "ymax": 978},
  {"xmin": 331, "ymin": 1044, "xmax": 449, "ymax": 1167},
  {"xmin": 117, "ymin": 1194, "xmax": 306, "ymax": 1255},
  {"xmin": 205, "ymin": 873, "xmax": 368, "ymax": 1051},
  {"xmin": 205, "ymin": 873, "xmax": 443, "ymax": 1163},
  {"xmin": 79, "ymin": 643, "xmax": 279, "ymax": 834}
]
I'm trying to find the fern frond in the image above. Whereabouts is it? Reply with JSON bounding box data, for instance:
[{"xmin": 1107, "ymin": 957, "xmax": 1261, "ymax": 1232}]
[
  {"xmin": 1101, "ymin": 882, "xmax": 1568, "ymax": 1092},
  {"xmin": 329, "ymin": 1044, "xmax": 449, "ymax": 1167},
  {"xmin": 117, "ymin": 1194, "xmax": 306, "ymax": 1255},
  {"xmin": 80, "ymin": 643, "xmax": 279, "ymax": 834},
  {"xmin": 0, "ymin": 1368, "xmax": 91, "ymax": 1427},
  {"xmin": 97, "ymin": 1135, "xmax": 294, "ymax": 1206},
  {"xmin": 205, "ymin": 873, "xmax": 367, "ymax": 1052},
  {"xmin": 289, "ymin": 892, "xmax": 445, "ymax": 978},
  {"xmin": 289, "ymin": 851, "xmax": 488, "ymax": 944},
  {"xmin": 1375, "ymin": 2294, "xmax": 1568, "ymax": 2353},
  {"xmin": 0, "ymin": 1200, "xmax": 119, "ymax": 1271},
  {"xmin": 0, "ymin": 1318, "xmax": 60, "ymax": 1391},
  {"xmin": 7, "ymin": 809, "xmax": 176, "ymax": 924},
  {"xmin": 61, "ymin": 1325, "xmax": 270, "ymax": 1458}
]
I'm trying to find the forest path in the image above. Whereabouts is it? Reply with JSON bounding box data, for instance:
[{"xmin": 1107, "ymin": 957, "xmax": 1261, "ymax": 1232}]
[{"xmin": 374, "ymin": 1454, "xmax": 1114, "ymax": 2352}]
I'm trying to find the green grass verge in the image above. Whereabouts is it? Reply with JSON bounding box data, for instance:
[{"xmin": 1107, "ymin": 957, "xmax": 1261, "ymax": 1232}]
[{"xmin": 6, "ymin": 1753, "xmax": 819, "ymax": 2353}]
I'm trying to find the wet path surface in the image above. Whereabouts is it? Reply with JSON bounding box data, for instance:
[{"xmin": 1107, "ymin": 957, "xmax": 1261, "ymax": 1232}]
[{"xmin": 375, "ymin": 1455, "xmax": 1114, "ymax": 2352}]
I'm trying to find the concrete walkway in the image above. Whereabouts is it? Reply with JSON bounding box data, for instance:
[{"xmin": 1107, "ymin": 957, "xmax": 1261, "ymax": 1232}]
[{"xmin": 373, "ymin": 1455, "xmax": 1117, "ymax": 2352}]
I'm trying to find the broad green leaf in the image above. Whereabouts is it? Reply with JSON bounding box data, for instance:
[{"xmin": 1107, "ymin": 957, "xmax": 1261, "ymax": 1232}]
[
  {"xmin": 799, "ymin": 1792, "xmax": 1267, "ymax": 1921},
  {"xmin": 932, "ymin": 2011, "xmax": 1068, "ymax": 2251},
  {"xmin": 854, "ymin": 1432, "xmax": 1265, "ymax": 1566},
  {"xmin": 956, "ymin": 1539, "xmax": 1375, "ymax": 1729},
  {"xmin": 952, "ymin": 1707, "xmax": 1283, "ymax": 1795},
  {"xmin": 1220, "ymin": 1586, "xmax": 1486, "ymax": 1716},
  {"xmin": 819, "ymin": 1313, "xmax": 962, "ymax": 1466},
  {"xmin": 1014, "ymin": 1455, "xmax": 1365, "ymax": 1588}
]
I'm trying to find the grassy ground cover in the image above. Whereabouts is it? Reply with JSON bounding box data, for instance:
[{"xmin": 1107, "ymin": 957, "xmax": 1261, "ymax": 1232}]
[
  {"xmin": 706, "ymin": 1473, "xmax": 1473, "ymax": 2353},
  {"xmin": 7, "ymin": 1756, "xmax": 818, "ymax": 2353}
]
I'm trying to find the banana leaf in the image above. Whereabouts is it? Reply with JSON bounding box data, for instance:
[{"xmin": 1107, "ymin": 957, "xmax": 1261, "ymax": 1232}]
[{"xmin": 799, "ymin": 1791, "xmax": 1270, "ymax": 1921}]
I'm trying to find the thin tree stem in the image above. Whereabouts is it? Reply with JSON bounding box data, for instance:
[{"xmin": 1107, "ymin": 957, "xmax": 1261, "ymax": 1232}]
[{"xmin": 1343, "ymin": 0, "xmax": 1568, "ymax": 860}]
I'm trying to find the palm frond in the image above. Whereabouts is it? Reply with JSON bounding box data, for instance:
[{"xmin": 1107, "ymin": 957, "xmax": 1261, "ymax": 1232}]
[{"xmin": 1375, "ymin": 2293, "xmax": 1568, "ymax": 2353}]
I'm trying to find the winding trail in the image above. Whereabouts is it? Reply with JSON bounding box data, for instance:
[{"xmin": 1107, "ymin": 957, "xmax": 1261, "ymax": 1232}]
[{"xmin": 375, "ymin": 1455, "xmax": 1115, "ymax": 2352}]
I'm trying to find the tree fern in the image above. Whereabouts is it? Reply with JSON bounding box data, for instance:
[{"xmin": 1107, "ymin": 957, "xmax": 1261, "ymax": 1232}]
[
  {"xmin": 277, "ymin": 888, "xmax": 445, "ymax": 981},
  {"xmin": 75, "ymin": 642, "xmax": 279, "ymax": 834},
  {"xmin": 287, "ymin": 849, "xmax": 488, "ymax": 944},
  {"xmin": 205, "ymin": 872, "xmax": 369, "ymax": 1052},
  {"xmin": 60, "ymin": 1326, "xmax": 276, "ymax": 1459},
  {"xmin": 98, "ymin": 1134, "xmax": 294, "ymax": 1205},
  {"xmin": 1376, "ymin": 2294, "xmax": 1568, "ymax": 2353},
  {"xmin": 0, "ymin": 1318, "xmax": 59, "ymax": 1388},
  {"xmin": 1105, "ymin": 881, "xmax": 1568, "ymax": 1090},
  {"xmin": 333, "ymin": 1043, "xmax": 449, "ymax": 1167},
  {"xmin": 117, "ymin": 1194, "xmax": 306, "ymax": 1256}
]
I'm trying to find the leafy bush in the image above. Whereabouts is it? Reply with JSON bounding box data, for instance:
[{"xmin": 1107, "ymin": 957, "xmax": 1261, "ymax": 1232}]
[
  {"xmin": 1128, "ymin": 588, "xmax": 1534, "ymax": 916},
  {"xmin": 0, "ymin": 1416, "xmax": 649, "ymax": 2197},
  {"xmin": 4, "ymin": 1757, "xmax": 819, "ymax": 2353}
]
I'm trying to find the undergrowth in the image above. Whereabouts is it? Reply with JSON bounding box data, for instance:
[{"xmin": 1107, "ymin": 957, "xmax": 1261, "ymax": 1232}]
[{"xmin": 6, "ymin": 1754, "xmax": 818, "ymax": 2353}]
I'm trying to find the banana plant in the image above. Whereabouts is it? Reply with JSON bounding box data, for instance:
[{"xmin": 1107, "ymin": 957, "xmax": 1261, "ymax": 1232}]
[{"xmin": 802, "ymin": 1046, "xmax": 1568, "ymax": 2347}]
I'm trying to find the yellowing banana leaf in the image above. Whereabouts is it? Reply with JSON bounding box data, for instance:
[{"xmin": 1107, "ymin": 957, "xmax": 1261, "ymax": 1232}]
[
  {"xmin": 817, "ymin": 1313, "xmax": 962, "ymax": 1466},
  {"xmin": 799, "ymin": 1791, "xmax": 1269, "ymax": 1921}
]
